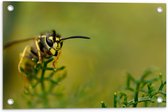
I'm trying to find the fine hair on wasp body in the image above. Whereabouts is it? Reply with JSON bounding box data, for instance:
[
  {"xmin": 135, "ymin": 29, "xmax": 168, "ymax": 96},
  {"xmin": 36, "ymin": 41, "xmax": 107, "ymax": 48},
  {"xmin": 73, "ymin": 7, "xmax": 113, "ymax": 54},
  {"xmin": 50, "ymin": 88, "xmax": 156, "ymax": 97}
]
[{"xmin": 4, "ymin": 30, "xmax": 90, "ymax": 77}]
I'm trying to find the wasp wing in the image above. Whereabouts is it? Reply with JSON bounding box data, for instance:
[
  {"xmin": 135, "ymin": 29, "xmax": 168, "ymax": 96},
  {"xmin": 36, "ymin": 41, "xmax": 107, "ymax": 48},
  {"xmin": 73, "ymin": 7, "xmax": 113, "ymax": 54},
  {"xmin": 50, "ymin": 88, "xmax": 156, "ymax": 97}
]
[{"xmin": 4, "ymin": 37, "xmax": 36, "ymax": 49}]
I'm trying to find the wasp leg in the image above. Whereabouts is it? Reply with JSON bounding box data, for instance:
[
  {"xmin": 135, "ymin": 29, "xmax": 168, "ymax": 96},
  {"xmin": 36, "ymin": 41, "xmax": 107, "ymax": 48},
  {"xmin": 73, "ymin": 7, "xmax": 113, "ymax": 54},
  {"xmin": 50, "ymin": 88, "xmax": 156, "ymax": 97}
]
[
  {"xmin": 53, "ymin": 50, "xmax": 61, "ymax": 68},
  {"xmin": 18, "ymin": 46, "xmax": 30, "ymax": 73},
  {"xmin": 34, "ymin": 38, "xmax": 42, "ymax": 64},
  {"xmin": 18, "ymin": 46, "xmax": 30, "ymax": 87}
]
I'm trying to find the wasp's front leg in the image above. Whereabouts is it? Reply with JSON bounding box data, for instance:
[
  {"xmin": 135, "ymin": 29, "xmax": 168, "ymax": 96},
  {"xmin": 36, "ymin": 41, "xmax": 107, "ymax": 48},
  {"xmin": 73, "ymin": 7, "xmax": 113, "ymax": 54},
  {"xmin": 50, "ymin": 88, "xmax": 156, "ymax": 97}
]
[
  {"xmin": 52, "ymin": 50, "xmax": 61, "ymax": 68},
  {"xmin": 34, "ymin": 38, "xmax": 42, "ymax": 64}
]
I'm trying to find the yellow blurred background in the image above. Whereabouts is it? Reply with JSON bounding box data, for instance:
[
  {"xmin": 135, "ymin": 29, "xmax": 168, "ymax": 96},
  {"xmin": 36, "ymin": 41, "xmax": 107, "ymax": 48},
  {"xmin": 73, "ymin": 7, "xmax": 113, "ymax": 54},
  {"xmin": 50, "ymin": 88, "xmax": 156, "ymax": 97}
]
[{"xmin": 3, "ymin": 2, "xmax": 166, "ymax": 108}]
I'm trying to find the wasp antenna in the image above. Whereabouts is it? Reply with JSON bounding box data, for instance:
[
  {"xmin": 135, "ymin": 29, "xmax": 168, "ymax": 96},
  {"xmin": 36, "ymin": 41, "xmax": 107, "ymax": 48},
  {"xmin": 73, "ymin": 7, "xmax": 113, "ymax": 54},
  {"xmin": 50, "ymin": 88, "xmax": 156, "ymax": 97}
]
[{"xmin": 61, "ymin": 36, "xmax": 90, "ymax": 41}]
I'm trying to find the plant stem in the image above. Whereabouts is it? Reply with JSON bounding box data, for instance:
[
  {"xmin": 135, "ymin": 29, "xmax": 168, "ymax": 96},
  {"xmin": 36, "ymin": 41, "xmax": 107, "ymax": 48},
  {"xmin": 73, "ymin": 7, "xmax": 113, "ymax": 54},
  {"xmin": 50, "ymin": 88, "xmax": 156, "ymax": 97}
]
[
  {"xmin": 113, "ymin": 92, "xmax": 117, "ymax": 107},
  {"xmin": 133, "ymin": 81, "xmax": 140, "ymax": 107},
  {"xmin": 101, "ymin": 101, "xmax": 107, "ymax": 108},
  {"xmin": 41, "ymin": 63, "xmax": 46, "ymax": 92},
  {"xmin": 40, "ymin": 61, "xmax": 48, "ymax": 107}
]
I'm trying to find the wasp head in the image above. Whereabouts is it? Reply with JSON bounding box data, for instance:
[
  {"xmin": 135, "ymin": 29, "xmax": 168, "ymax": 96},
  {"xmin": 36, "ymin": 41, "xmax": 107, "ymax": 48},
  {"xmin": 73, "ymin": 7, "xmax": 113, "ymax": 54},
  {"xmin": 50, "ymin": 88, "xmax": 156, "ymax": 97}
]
[
  {"xmin": 44, "ymin": 30, "xmax": 90, "ymax": 56},
  {"xmin": 45, "ymin": 30, "xmax": 63, "ymax": 56}
]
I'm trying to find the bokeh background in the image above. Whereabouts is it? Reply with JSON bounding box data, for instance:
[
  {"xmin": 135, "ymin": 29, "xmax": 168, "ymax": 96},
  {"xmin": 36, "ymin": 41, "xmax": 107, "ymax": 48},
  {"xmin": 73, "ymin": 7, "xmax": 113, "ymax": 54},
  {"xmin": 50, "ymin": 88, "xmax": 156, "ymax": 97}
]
[{"xmin": 3, "ymin": 2, "xmax": 166, "ymax": 108}]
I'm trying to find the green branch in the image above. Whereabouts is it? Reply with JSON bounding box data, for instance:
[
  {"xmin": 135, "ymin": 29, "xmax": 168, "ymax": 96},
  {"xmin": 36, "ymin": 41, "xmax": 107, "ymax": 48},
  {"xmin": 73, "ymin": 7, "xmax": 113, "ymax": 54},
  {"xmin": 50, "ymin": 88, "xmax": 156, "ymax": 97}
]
[
  {"xmin": 21, "ymin": 57, "xmax": 67, "ymax": 108},
  {"xmin": 101, "ymin": 68, "xmax": 166, "ymax": 108}
]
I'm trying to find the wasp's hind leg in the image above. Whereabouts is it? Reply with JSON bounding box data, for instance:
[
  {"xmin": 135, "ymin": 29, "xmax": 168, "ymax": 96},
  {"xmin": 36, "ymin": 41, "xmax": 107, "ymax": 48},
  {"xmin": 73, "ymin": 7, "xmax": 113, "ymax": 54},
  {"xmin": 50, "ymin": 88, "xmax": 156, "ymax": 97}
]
[{"xmin": 18, "ymin": 46, "xmax": 30, "ymax": 73}]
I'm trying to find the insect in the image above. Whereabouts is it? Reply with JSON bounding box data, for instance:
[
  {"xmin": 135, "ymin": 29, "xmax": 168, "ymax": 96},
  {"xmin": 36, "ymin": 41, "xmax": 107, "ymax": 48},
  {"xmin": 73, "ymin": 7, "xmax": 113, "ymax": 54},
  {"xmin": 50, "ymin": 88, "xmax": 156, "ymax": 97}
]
[{"xmin": 4, "ymin": 30, "xmax": 90, "ymax": 75}]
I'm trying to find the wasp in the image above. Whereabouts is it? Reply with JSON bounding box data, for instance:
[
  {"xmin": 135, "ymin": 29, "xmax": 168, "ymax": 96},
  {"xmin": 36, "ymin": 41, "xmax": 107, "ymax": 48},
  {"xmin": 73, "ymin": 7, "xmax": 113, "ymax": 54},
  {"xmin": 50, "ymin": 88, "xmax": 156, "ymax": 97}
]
[{"xmin": 4, "ymin": 30, "xmax": 90, "ymax": 75}]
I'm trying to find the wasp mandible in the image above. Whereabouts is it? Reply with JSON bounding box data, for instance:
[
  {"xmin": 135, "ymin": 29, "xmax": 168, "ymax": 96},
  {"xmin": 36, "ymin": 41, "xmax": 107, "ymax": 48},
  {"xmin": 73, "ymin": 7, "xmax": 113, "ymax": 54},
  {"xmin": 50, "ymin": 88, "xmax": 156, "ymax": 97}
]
[{"xmin": 4, "ymin": 30, "xmax": 90, "ymax": 74}]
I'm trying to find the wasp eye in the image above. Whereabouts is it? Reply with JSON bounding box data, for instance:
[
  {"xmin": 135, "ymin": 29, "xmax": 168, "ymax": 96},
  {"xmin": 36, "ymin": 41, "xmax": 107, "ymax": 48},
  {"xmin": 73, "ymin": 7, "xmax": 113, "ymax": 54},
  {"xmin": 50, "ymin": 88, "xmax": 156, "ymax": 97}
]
[{"xmin": 46, "ymin": 36, "xmax": 54, "ymax": 47}]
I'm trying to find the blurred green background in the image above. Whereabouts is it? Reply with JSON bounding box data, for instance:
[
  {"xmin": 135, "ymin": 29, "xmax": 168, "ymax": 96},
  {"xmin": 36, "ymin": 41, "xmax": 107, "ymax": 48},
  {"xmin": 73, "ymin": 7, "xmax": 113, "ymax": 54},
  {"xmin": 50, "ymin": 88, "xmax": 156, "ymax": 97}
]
[{"xmin": 3, "ymin": 2, "xmax": 166, "ymax": 108}]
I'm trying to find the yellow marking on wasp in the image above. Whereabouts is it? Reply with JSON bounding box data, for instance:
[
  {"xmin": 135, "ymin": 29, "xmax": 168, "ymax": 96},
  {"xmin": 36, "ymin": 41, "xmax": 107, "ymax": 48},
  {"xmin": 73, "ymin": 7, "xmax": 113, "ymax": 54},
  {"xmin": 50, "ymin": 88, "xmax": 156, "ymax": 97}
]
[
  {"xmin": 56, "ymin": 37, "xmax": 59, "ymax": 41},
  {"xmin": 49, "ymin": 36, "xmax": 54, "ymax": 41},
  {"xmin": 56, "ymin": 43, "xmax": 61, "ymax": 50},
  {"xmin": 50, "ymin": 48, "xmax": 56, "ymax": 55},
  {"xmin": 41, "ymin": 35, "xmax": 46, "ymax": 38},
  {"xmin": 53, "ymin": 43, "xmax": 57, "ymax": 49}
]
